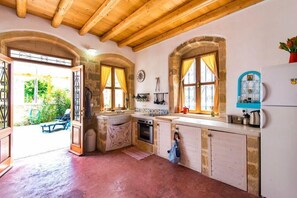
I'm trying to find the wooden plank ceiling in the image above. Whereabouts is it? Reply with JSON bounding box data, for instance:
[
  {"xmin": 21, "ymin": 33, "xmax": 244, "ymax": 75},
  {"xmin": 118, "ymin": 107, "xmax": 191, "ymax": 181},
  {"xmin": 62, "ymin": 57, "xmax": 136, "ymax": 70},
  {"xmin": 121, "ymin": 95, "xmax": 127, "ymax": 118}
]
[{"xmin": 0, "ymin": 0, "xmax": 263, "ymax": 52}]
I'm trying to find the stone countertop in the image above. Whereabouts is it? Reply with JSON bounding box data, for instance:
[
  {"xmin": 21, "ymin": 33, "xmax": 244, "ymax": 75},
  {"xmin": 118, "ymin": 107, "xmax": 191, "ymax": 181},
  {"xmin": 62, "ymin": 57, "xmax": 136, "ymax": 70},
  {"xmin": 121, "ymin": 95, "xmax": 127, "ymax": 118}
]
[
  {"xmin": 172, "ymin": 117, "xmax": 260, "ymax": 137},
  {"xmin": 154, "ymin": 116, "xmax": 180, "ymax": 121},
  {"xmin": 96, "ymin": 110, "xmax": 134, "ymax": 118}
]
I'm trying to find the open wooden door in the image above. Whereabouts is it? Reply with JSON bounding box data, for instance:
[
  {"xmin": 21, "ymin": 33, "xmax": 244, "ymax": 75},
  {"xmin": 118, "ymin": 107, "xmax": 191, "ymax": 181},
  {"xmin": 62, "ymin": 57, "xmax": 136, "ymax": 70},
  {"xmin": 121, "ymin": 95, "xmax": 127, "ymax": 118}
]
[
  {"xmin": 70, "ymin": 65, "xmax": 85, "ymax": 155},
  {"xmin": 0, "ymin": 54, "xmax": 13, "ymax": 176}
]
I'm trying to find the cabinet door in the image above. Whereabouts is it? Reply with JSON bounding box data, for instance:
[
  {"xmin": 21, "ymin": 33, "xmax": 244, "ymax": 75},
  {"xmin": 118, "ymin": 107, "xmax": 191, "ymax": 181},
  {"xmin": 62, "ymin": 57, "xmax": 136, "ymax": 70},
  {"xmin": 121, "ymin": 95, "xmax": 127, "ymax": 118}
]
[
  {"xmin": 157, "ymin": 121, "xmax": 171, "ymax": 159},
  {"xmin": 210, "ymin": 130, "xmax": 247, "ymax": 191},
  {"xmin": 177, "ymin": 125, "xmax": 201, "ymax": 172}
]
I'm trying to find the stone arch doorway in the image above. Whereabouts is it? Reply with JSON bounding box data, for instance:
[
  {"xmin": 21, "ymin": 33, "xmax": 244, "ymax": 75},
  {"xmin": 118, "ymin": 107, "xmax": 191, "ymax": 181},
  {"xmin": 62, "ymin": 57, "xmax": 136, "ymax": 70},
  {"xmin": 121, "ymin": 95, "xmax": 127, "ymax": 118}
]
[
  {"xmin": 0, "ymin": 31, "xmax": 81, "ymax": 65},
  {"xmin": 0, "ymin": 31, "xmax": 82, "ymax": 159},
  {"xmin": 168, "ymin": 36, "xmax": 226, "ymax": 117}
]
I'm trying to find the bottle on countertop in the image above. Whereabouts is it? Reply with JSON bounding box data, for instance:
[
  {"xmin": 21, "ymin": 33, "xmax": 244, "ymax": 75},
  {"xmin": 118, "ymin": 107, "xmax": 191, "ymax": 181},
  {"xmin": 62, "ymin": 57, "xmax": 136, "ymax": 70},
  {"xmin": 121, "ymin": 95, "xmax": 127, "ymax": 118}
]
[
  {"xmin": 242, "ymin": 110, "xmax": 250, "ymax": 125},
  {"xmin": 210, "ymin": 106, "xmax": 215, "ymax": 117}
]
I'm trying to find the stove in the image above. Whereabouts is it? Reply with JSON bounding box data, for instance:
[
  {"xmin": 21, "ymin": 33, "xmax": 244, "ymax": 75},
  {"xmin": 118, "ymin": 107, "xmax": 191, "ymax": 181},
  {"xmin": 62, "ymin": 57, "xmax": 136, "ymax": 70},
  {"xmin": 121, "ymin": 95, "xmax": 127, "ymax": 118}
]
[{"xmin": 137, "ymin": 119, "xmax": 154, "ymax": 144}]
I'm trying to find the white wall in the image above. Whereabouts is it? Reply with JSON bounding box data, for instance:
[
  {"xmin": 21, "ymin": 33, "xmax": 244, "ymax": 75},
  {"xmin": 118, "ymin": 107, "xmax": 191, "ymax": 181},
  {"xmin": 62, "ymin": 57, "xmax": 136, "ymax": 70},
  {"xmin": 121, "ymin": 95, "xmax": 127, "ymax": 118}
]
[
  {"xmin": 0, "ymin": 5, "xmax": 136, "ymax": 63},
  {"xmin": 135, "ymin": 0, "xmax": 296, "ymax": 115},
  {"xmin": 0, "ymin": 0, "xmax": 295, "ymax": 114}
]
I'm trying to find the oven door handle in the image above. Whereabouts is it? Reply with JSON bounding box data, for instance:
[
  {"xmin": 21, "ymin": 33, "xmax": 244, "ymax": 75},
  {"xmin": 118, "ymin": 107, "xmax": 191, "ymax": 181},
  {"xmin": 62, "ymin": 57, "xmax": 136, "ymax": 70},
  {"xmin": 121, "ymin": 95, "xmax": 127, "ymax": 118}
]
[{"xmin": 138, "ymin": 123, "xmax": 153, "ymax": 127}]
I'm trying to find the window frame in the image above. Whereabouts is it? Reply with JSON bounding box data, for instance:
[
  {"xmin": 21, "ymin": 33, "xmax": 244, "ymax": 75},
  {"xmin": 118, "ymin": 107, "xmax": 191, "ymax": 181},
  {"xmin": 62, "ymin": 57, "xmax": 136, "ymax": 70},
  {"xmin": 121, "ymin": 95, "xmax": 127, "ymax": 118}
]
[
  {"xmin": 182, "ymin": 51, "xmax": 218, "ymax": 114},
  {"xmin": 101, "ymin": 64, "xmax": 126, "ymax": 110},
  {"xmin": 8, "ymin": 47, "xmax": 73, "ymax": 68}
]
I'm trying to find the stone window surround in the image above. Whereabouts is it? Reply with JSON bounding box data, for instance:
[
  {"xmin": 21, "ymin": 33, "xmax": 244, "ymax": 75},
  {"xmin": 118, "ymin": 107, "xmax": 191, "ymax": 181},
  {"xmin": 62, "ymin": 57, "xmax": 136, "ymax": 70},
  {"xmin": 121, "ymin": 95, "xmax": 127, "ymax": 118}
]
[
  {"xmin": 94, "ymin": 54, "xmax": 135, "ymax": 111},
  {"xmin": 168, "ymin": 36, "xmax": 226, "ymax": 118}
]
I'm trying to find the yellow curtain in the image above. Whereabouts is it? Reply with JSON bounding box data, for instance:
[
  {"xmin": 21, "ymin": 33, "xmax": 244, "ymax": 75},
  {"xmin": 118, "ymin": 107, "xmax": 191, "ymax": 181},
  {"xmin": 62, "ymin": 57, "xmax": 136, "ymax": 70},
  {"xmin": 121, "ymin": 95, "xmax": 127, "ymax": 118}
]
[
  {"xmin": 181, "ymin": 58, "xmax": 195, "ymax": 80},
  {"xmin": 115, "ymin": 68, "xmax": 127, "ymax": 93},
  {"xmin": 178, "ymin": 58, "xmax": 195, "ymax": 112},
  {"xmin": 201, "ymin": 53, "xmax": 219, "ymax": 113},
  {"xmin": 100, "ymin": 66, "xmax": 111, "ymax": 110}
]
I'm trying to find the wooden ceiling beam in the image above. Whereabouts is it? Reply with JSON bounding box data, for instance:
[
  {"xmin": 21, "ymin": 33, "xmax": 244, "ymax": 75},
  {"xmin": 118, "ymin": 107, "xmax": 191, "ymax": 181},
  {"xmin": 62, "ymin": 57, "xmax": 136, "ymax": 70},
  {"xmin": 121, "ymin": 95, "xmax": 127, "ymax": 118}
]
[
  {"xmin": 16, "ymin": 0, "xmax": 27, "ymax": 18},
  {"xmin": 132, "ymin": 0, "xmax": 263, "ymax": 52},
  {"xmin": 100, "ymin": 0, "xmax": 167, "ymax": 42},
  {"xmin": 79, "ymin": 0, "xmax": 121, "ymax": 35},
  {"xmin": 52, "ymin": 0, "xmax": 74, "ymax": 28},
  {"xmin": 118, "ymin": 0, "xmax": 217, "ymax": 47}
]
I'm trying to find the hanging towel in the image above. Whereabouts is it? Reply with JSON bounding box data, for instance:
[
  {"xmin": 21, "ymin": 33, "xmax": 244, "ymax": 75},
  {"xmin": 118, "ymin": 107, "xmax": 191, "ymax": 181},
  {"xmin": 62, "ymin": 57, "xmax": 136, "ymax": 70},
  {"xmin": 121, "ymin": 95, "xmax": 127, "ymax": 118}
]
[{"xmin": 85, "ymin": 87, "xmax": 92, "ymax": 119}]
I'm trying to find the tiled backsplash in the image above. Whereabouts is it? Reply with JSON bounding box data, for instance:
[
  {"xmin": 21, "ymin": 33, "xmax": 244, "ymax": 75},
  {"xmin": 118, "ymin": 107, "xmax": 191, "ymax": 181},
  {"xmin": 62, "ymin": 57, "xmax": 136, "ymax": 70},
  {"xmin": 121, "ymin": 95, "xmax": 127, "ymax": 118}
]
[{"xmin": 135, "ymin": 108, "xmax": 169, "ymax": 115}]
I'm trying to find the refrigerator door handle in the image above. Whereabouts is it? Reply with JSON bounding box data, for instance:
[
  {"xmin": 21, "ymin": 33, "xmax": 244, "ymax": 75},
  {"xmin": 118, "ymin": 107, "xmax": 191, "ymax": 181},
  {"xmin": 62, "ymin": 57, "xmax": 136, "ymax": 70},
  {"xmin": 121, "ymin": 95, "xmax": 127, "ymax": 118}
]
[
  {"xmin": 261, "ymin": 82, "xmax": 267, "ymax": 102},
  {"xmin": 261, "ymin": 109, "xmax": 267, "ymax": 128}
]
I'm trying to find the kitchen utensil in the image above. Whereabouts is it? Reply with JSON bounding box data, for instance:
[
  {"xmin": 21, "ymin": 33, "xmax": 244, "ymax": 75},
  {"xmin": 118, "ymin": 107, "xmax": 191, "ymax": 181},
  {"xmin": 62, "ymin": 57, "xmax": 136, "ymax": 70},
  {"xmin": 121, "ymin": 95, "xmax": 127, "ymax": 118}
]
[
  {"xmin": 243, "ymin": 117, "xmax": 249, "ymax": 125},
  {"xmin": 155, "ymin": 77, "xmax": 160, "ymax": 92},
  {"xmin": 226, "ymin": 115, "xmax": 232, "ymax": 123},
  {"xmin": 249, "ymin": 110, "xmax": 260, "ymax": 127},
  {"xmin": 154, "ymin": 93, "xmax": 159, "ymax": 104}
]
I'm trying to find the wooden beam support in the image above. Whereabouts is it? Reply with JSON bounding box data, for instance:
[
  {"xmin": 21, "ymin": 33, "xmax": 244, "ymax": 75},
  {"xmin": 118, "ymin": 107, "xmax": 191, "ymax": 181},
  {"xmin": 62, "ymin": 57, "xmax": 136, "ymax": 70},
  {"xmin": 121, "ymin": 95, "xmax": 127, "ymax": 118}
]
[
  {"xmin": 100, "ymin": 0, "xmax": 167, "ymax": 42},
  {"xmin": 16, "ymin": 0, "xmax": 27, "ymax": 18},
  {"xmin": 118, "ymin": 0, "xmax": 217, "ymax": 47},
  {"xmin": 79, "ymin": 0, "xmax": 121, "ymax": 35},
  {"xmin": 132, "ymin": 0, "xmax": 263, "ymax": 52},
  {"xmin": 52, "ymin": 0, "xmax": 74, "ymax": 28}
]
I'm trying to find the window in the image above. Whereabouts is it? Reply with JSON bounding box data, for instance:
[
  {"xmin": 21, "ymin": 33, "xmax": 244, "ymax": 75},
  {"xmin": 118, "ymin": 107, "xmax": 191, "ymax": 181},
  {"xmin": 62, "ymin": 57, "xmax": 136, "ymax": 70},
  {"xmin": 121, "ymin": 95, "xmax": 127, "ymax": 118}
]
[
  {"xmin": 101, "ymin": 65, "xmax": 126, "ymax": 110},
  {"xmin": 10, "ymin": 49, "xmax": 72, "ymax": 66},
  {"xmin": 182, "ymin": 53, "xmax": 218, "ymax": 114}
]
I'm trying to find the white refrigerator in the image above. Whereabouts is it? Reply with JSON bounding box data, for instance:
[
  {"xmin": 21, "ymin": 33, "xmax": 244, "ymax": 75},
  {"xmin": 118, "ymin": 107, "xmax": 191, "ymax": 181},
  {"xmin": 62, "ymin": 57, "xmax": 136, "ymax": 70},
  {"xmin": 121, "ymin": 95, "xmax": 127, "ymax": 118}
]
[{"xmin": 261, "ymin": 62, "xmax": 297, "ymax": 198}]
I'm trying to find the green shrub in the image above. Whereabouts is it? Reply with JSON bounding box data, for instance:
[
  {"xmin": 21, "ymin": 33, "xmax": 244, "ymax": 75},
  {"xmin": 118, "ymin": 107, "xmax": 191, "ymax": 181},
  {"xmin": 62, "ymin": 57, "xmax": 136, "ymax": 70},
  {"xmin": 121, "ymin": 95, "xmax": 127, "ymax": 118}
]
[
  {"xmin": 52, "ymin": 89, "xmax": 71, "ymax": 118},
  {"xmin": 38, "ymin": 88, "xmax": 70, "ymax": 123}
]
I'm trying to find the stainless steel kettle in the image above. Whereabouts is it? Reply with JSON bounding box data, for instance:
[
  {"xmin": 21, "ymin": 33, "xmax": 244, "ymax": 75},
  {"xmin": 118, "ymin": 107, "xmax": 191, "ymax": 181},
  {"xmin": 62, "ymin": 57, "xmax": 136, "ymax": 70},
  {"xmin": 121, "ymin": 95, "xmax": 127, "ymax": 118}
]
[{"xmin": 249, "ymin": 110, "xmax": 260, "ymax": 127}]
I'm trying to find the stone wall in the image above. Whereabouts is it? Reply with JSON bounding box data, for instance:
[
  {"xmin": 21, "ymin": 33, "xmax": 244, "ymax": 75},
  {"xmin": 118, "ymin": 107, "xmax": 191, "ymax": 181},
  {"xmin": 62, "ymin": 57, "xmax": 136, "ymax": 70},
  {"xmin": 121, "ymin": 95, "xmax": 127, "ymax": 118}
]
[
  {"xmin": 247, "ymin": 136, "xmax": 260, "ymax": 196},
  {"xmin": 168, "ymin": 36, "xmax": 226, "ymax": 118},
  {"xmin": 96, "ymin": 116, "xmax": 108, "ymax": 153},
  {"xmin": 0, "ymin": 31, "xmax": 135, "ymax": 115},
  {"xmin": 201, "ymin": 128, "xmax": 209, "ymax": 176}
]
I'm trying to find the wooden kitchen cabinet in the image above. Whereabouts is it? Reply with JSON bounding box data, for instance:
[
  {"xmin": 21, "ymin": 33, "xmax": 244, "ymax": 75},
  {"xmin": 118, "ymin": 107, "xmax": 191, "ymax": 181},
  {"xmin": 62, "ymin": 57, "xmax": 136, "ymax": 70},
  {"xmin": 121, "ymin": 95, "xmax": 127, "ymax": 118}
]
[
  {"xmin": 157, "ymin": 121, "xmax": 171, "ymax": 159},
  {"xmin": 177, "ymin": 125, "xmax": 201, "ymax": 172},
  {"xmin": 209, "ymin": 130, "xmax": 247, "ymax": 191}
]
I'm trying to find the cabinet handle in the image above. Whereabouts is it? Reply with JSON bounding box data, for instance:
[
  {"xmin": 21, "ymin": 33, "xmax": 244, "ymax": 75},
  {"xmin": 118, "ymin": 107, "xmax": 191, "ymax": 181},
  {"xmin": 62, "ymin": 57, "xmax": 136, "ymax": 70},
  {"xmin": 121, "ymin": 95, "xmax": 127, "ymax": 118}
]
[
  {"xmin": 208, "ymin": 134, "xmax": 212, "ymax": 137},
  {"xmin": 157, "ymin": 124, "xmax": 160, "ymax": 126}
]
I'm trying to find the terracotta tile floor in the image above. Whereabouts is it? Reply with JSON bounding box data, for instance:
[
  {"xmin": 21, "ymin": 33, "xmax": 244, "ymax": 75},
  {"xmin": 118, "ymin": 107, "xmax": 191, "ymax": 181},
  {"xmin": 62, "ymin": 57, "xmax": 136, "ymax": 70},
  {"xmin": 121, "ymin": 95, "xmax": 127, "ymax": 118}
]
[{"xmin": 0, "ymin": 149, "xmax": 257, "ymax": 198}]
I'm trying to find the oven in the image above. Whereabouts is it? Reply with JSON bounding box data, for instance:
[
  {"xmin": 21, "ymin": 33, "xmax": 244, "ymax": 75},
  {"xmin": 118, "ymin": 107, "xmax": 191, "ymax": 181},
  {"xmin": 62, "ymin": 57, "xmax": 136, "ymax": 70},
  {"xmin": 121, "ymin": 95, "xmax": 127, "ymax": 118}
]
[{"xmin": 137, "ymin": 119, "xmax": 154, "ymax": 144}]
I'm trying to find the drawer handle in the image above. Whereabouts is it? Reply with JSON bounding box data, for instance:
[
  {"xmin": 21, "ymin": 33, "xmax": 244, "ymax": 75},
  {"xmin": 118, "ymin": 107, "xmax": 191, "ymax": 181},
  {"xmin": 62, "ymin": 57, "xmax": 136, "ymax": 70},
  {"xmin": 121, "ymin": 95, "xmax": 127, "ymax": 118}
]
[{"xmin": 208, "ymin": 134, "xmax": 212, "ymax": 137}]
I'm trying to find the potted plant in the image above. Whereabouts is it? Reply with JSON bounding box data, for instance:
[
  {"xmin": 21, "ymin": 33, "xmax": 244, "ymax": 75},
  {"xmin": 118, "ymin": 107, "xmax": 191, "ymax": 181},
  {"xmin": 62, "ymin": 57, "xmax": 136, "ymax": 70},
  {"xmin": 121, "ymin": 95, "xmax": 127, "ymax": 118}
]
[{"xmin": 279, "ymin": 36, "xmax": 297, "ymax": 63}]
